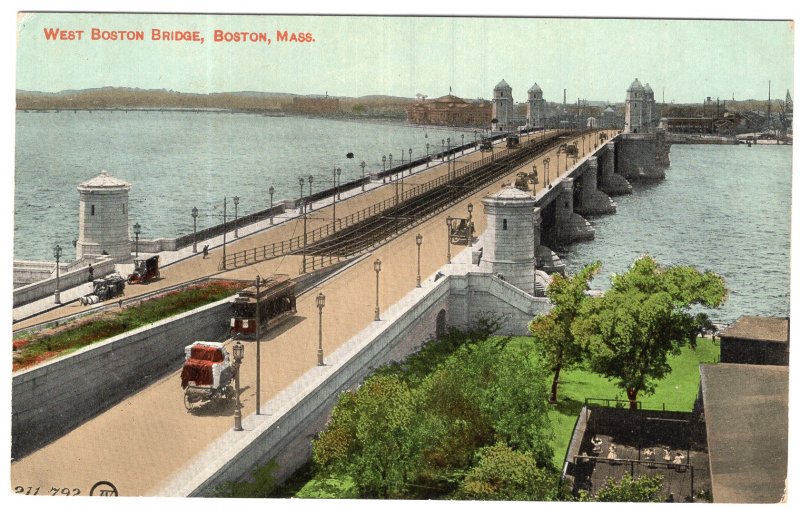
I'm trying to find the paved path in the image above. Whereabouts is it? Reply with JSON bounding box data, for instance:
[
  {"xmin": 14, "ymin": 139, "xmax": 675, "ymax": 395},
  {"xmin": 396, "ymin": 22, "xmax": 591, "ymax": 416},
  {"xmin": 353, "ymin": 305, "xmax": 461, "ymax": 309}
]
[{"xmin": 10, "ymin": 129, "xmax": 616, "ymax": 495}]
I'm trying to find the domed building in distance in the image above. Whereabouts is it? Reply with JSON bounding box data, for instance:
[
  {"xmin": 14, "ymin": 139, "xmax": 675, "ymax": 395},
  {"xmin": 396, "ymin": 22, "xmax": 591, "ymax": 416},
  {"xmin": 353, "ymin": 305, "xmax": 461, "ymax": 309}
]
[{"xmin": 406, "ymin": 93, "xmax": 492, "ymax": 127}]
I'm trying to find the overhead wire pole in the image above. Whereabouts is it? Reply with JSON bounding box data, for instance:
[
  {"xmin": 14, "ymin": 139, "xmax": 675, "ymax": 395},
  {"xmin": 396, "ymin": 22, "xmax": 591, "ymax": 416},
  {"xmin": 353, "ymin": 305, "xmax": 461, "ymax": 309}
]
[
  {"xmin": 222, "ymin": 197, "xmax": 227, "ymax": 270},
  {"xmin": 255, "ymin": 274, "xmax": 261, "ymax": 415}
]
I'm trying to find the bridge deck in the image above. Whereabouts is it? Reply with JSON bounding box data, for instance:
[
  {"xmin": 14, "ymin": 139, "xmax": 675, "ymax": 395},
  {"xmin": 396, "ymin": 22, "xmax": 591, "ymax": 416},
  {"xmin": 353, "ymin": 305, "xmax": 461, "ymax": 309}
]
[{"xmin": 10, "ymin": 129, "xmax": 615, "ymax": 495}]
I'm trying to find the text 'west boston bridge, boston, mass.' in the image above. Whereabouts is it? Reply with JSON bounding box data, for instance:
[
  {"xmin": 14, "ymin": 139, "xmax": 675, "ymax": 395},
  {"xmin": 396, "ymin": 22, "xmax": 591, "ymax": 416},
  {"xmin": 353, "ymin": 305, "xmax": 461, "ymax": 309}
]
[{"xmin": 42, "ymin": 27, "xmax": 315, "ymax": 45}]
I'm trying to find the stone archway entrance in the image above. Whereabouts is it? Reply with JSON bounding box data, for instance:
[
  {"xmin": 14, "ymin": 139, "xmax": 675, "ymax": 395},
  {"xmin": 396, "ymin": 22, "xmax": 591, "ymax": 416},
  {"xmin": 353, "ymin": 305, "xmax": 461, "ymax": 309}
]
[{"xmin": 435, "ymin": 309, "xmax": 447, "ymax": 338}]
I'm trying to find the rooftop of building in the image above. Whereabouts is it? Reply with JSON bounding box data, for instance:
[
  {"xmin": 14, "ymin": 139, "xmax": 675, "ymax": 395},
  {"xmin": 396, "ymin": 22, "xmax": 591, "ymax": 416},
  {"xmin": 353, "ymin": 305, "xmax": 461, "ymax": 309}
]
[
  {"xmin": 627, "ymin": 78, "xmax": 644, "ymax": 92},
  {"xmin": 699, "ymin": 363, "xmax": 788, "ymax": 503},
  {"xmin": 528, "ymin": 82, "xmax": 542, "ymax": 93},
  {"xmin": 494, "ymin": 79, "xmax": 511, "ymax": 90},
  {"xmin": 77, "ymin": 170, "xmax": 131, "ymax": 190},
  {"xmin": 719, "ymin": 315, "xmax": 789, "ymax": 343}
]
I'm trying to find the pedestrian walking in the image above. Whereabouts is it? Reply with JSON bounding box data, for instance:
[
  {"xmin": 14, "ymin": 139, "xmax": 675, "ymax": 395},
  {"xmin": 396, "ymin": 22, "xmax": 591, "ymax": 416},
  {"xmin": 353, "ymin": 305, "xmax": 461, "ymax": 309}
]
[{"xmin": 88, "ymin": 263, "xmax": 94, "ymax": 282}]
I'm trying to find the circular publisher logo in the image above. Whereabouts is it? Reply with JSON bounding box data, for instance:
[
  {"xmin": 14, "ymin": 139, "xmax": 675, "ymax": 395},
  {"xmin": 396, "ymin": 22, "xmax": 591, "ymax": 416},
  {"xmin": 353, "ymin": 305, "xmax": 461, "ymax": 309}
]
[{"xmin": 89, "ymin": 481, "xmax": 118, "ymax": 496}]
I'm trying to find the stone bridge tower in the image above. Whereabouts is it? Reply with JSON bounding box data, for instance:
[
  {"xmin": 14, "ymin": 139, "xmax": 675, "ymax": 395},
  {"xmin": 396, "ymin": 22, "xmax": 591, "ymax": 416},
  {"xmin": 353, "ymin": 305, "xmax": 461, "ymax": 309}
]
[
  {"xmin": 481, "ymin": 187, "xmax": 537, "ymax": 295},
  {"xmin": 492, "ymin": 79, "xmax": 514, "ymax": 132},
  {"xmin": 625, "ymin": 78, "xmax": 645, "ymax": 133},
  {"xmin": 76, "ymin": 170, "xmax": 132, "ymax": 262},
  {"xmin": 527, "ymin": 83, "xmax": 545, "ymax": 128}
]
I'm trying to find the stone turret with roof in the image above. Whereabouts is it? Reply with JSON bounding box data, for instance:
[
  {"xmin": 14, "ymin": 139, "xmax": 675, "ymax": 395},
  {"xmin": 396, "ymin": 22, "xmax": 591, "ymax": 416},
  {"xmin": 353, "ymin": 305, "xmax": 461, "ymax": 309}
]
[
  {"xmin": 643, "ymin": 82, "xmax": 658, "ymax": 128},
  {"xmin": 76, "ymin": 170, "xmax": 133, "ymax": 262},
  {"xmin": 527, "ymin": 83, "xmax": 546, "ymax": 128},
  {"xmin": 625, "ymin": 78, "xmax": 645, "ymax": 132},
  {"xmin": 492, "ymin": 79, "xmax": 514, "ymax": 131}
]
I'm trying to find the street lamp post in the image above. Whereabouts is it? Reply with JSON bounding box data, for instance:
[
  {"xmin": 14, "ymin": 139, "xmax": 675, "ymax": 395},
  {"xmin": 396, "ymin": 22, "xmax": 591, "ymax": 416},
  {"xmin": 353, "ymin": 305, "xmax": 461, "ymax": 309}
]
[
  {"xmin": 388, "ymin": 153, "xmax": 393, "ymax": 175},
  {"xmin": 255, "ymin": 275, "xmax": 261, "ymax": 415},
  {"xmin": 467, "ymin": 203, "xmax": 474, "ymax": 246},
  {"xmin": 474, "ymin": 130, "xmax": 478, "ymax": 146},
  {"xmin": 232, "ymin": 341, "xmax": 244, "ymax": 431},
  {"xmin": 53, "ymin": 244, "xmax": 62, "ymax": 304},
  {"xmin": 332, "ymin": 167, "xmax": 338, "ymax": 233},
  {"xmin": 544, "ymin": 157, "xmax": 551, "ymax": 188},
  {"xmin": 373, "ymin": 259, "xmax": 382, "ymax": 321},
  {"xmin": 308, "ymin": 176, "xmax": 314, "ymax": 210},
  {"xmin": 441, "ymin": 139, "xmax": 445, "ymax": 161},
  {"xmin": 556, "ymin": 152, "xmax": 561, "ymax": 178},
  {"xmin": 382, "ymin": 155, "xmax": 387, "ymax": 183},
  {"xmin": 336, "ymin": 167, "xmax": 342, "ymax": 200},
  {"xmin": 302, "ymin": 200, "xmax": 308, "ymax": 272},
  {"xmin": 415, "ymin": 233, "xmax": 423, "ymax": 288},
  {"xmin": 447, "ymin": 137, "xmax": 451, "ymax": 178},
  {"xmin": 360, "ymin": 161, "xmax": 366, "ymax": 191},
  {"xmin": 532, "ymin": 164, "xmax": 538, "ymax": 194},
  {"xmin": 191, "ymin": 207, "xmax": 198, "ymax": 253},
  {"xmin": 316, "ymin": 292, "xmax": 326, "ymax": 366},
  {"xmin": 268, "ymin": 186, "xmax": 275, "ymax": 225},
  {"xmin": 133, "ymin": 222, "xmax": 141, "ymax": 257},
  {"xmin": 394, "ymin": 173, "xmax": 399, "ymax": 206},
  {"xmin": 408, "ymin": 148, "xmax": 413, "ymax": 173},
  {"xmin": 446, "ymin": 216, "xmax": 452, "ymax": 263},
  {"xmin": 299, "ymin": 177, "xmax": 305, "ymax": 204},
  {"xmin": 233, "ymin": 196, "xmax": 239, "ymax": 238},
  {"xmin": 461, "ymin": 133, "xmax": 465, "ymax": 154},
  {"xmin": 222, "ymin": 197, "xmax": 227, "ymax": 269},
  {"xmin": 426, "ymin": 143, "xmax": 430, "ymax": 167}
]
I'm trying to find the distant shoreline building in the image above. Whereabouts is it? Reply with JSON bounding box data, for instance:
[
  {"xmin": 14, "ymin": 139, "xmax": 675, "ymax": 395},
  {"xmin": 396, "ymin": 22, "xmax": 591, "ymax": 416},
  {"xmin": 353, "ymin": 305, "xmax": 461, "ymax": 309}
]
[{"xmin": 406, "ymin": 94, "xmax": 492, "ymax": 127}]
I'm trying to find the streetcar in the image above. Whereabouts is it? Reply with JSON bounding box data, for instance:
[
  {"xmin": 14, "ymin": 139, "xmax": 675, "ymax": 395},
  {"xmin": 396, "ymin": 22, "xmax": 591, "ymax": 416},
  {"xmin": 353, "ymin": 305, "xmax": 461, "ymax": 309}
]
[{"xmin": 230, "ymin": 274, "xmax": 297, "ymax": 338}]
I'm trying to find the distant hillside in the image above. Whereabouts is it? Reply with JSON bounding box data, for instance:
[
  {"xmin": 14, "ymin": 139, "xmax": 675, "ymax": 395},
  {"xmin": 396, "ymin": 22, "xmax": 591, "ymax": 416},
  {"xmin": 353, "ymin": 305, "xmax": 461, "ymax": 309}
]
[{"xmin": 16, "ymin": 87, "xmax": 417, "ymax": 119}]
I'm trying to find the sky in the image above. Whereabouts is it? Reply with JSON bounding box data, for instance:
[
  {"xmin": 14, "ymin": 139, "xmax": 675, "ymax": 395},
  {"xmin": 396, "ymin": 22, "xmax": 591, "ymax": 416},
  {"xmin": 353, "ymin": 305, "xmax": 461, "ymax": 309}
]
[{"xmin": 13, "ymin": 10, "xmax": 795, "ymax": 104}]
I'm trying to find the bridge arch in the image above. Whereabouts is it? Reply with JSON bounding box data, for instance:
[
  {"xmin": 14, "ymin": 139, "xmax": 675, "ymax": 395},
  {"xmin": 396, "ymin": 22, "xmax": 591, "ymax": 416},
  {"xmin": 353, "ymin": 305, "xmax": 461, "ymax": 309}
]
[{"xmin": 435, "ymin": 309, "xmax": 447, "ymax": 338}]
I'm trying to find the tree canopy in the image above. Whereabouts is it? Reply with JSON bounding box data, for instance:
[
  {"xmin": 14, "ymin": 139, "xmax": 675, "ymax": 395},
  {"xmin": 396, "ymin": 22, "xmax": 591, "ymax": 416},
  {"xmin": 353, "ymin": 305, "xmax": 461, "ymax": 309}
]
[
  {"xmin": 572, "ymin": 255, "xmax": 726, "ymax": 408},
  {"xmin": 529, "ymin": 261, "xmax": 601, "ymax": 402},
  {"xmin": 311, "ymin": 328, "xmax": 558, "ymax": 499}
]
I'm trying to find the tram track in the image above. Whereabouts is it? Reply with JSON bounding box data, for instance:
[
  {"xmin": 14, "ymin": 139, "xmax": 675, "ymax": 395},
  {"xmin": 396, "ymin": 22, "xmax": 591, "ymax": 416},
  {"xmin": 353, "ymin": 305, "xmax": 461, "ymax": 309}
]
[{"xmin": 297, "ymin": 131, "xmax": 574, "ymax": 267}]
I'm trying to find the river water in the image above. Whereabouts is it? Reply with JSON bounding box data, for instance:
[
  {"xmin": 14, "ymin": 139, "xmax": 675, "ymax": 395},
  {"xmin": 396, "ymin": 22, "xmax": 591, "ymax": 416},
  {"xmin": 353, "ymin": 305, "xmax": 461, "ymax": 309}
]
[
  {"xmin": 14, "ymin": 112, "xmax": 791, "ymax": 322},
  {"xmin": 563, "ymin": 143, "xmax": 791, "ymax": 323}
]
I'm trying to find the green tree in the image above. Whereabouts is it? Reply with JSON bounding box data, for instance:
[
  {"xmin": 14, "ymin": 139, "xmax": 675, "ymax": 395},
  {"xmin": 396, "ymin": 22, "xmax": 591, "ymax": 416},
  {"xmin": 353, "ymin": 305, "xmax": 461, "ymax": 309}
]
[
  {"xmin": 528, "ymin": 261, "xmax": 601, "ymax": 403},
  {"xmin": 581, "ymin": 472, "xmax": 664, "ymax": 502},
  {"xmin": 421, "ymin": 341, "xmax": 554, "ymax": 468},
  {"xmin": 312, "ymin": 374, "xmax": 420, "ymax": 498},
  {"xmin": 455, "ymin": 443, "xmax": 561, "ymax": 501},
  {"xmin": 572, "ymin": 255, "xmax": 726, "ymax": 409}
]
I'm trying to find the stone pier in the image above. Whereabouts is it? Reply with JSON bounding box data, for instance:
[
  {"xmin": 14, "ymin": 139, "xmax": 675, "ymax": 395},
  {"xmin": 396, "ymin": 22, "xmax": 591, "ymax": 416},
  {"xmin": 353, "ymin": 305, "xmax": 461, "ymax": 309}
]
[
  {"xmin": 599, "ymin": 141, "xmax": 633, "ymax": 195},
  {"xmin": 555, "ymin": 178, "xmax": 595, "ymax": 243},
  {"xmin": 615, "ymin": 131, "xmax": 670, "ymax": 180},
  {"xmin": 575, "ymin": 157, "xmax": 616, "ymax": 215}
]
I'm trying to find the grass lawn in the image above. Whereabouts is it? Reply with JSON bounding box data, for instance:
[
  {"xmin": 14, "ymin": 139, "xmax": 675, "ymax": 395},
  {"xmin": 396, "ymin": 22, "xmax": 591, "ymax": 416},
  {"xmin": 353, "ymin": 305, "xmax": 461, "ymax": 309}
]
[{"xmin": 534, "ymin": 337, "xmax": 720, "ymax": 469}]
